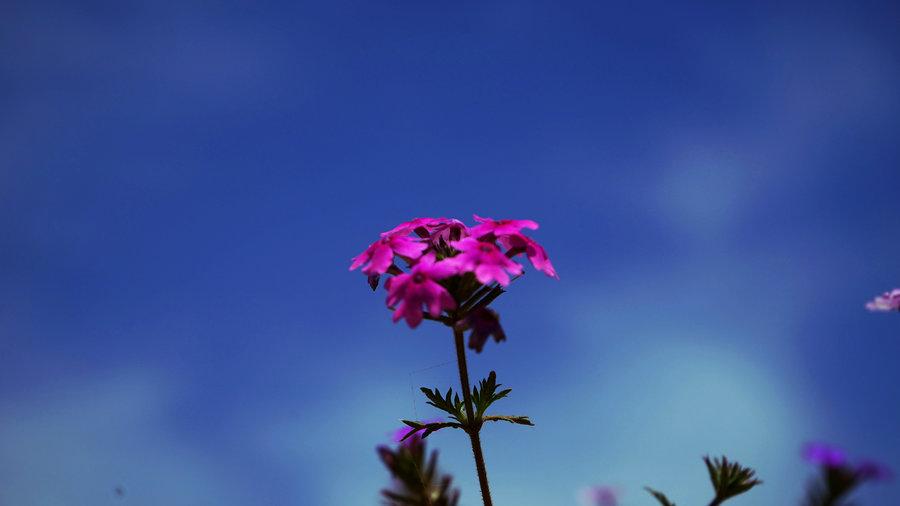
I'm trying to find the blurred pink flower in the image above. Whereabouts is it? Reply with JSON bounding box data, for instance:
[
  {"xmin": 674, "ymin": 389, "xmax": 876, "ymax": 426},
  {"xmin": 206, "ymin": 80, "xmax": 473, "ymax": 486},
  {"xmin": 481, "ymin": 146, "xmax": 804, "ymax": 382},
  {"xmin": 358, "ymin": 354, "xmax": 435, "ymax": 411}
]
[
  {"xmin": 386, "ymin": 253, "xmax": 457, "ymax": 327},
  {"xmin": 349, "ymin": 235, "xmax": 428, "ymax": 275},
  {"xmin": 500, "ymin": 232, "xmax": 559, "ymax": 279},
  {"xmin": 469, "ymin": 214, "xmax": 538, "ymax": 238},
  {"xmin": 803, "ymin": 442, "xmax": 847, "ymax": 468},
  {"xmin": 865, "ymin": 288, "xmax": 900, "ymax": 312},
  {"xmin": 390, "ymin": 417, "xmax": 445, "ymax": 446},
  {"xmin": 448, "ymin": 237, "xmax": 523, "ymax": 286},
  {"xmin": 804, "ymin": 442, "xmax": 893, "ymax": 482},
  {"xmin": 579, "ymin": 486, "xmax": 619, "ymax": 506}
]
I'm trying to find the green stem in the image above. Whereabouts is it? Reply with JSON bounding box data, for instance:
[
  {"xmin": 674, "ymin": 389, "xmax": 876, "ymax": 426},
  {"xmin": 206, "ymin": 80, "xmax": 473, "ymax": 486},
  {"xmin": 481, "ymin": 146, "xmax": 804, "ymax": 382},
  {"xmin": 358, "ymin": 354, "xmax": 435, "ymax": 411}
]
[{"xmin": 453, "ymin": 325, "xmax": 493, "ymax": 506}]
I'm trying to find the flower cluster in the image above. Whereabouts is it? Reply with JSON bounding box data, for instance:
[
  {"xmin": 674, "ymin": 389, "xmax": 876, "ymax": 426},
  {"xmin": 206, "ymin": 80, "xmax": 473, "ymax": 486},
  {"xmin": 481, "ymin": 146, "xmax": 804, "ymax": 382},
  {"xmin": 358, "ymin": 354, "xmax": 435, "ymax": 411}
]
[
  {"xmin": 802, "ymin": 442, "xmax": 891, "ymax": 506},
  {"xmin": 865, "ymin": 288, "xmax": 900, "ymax": 312},
  {"xmin": 350, "ymin": 215, "xmax": 557, "ymax": 329},
  {"xmin": 803, "ymin": 442, "xmax": 892, "ymax": 481}
]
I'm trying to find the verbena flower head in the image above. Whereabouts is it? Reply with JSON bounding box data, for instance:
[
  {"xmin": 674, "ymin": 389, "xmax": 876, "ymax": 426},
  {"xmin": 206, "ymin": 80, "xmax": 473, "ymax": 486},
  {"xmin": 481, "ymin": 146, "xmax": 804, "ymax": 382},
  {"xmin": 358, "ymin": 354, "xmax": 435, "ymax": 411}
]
[
  {"xmin": 351, "ymin": 215, "xmax": 557, "ymax": 341},
  {"xmin": 865, "ymin": 288, "xmax": 900, "ymax": 312}
]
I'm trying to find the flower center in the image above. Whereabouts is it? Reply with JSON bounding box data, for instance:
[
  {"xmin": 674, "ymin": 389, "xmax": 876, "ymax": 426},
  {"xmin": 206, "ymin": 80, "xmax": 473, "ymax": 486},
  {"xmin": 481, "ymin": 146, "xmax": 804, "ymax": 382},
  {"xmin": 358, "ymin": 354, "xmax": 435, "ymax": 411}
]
[
  {"xmin": 412, "ymin": 272, "xmax": 426, "ymax": 283},
  {"xmin": 479, "ymin": 244, "xmax": 494, "ymax": 253}
]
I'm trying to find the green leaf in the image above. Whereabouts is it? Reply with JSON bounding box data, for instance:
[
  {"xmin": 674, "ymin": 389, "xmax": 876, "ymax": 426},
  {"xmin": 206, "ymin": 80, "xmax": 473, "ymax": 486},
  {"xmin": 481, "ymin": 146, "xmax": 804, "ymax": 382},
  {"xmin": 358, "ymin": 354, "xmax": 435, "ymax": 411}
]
[
  {"xmin": 482, "ymin": 415, "xmax": 534, "ymax": 426},
  {"xmin": 704, "ymin": 455, "xmax": 762, "ymax": 504},
  {"xmin": 419, "ymin": 387, "xmax": 466, "ymax": 424},
  {"xmin": 644, "ymin": 487, "xmax": 676, "ymax": 506},
  {"xmin": 398, "ymin": 420, "xmax": 465, "ymax": 441},
  {"xmin": 472, "ymin": 371, "xmax": 513, "ymax": 419}
]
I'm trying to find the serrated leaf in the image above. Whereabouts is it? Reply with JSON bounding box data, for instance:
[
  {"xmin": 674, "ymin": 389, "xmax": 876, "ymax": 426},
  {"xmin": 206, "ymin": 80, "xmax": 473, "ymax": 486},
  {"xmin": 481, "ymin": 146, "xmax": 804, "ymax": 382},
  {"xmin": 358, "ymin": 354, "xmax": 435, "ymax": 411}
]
[
  {"xmin": 482, "ymin": 415, "xmax": 534, "ymax": 426},
  {"xmin": 418, "ymin": 387, "xmax": 466, "ymax": 423},
  {"xmin": 471, "ymin": 371, "xmax": 514, "ymax": 419}
]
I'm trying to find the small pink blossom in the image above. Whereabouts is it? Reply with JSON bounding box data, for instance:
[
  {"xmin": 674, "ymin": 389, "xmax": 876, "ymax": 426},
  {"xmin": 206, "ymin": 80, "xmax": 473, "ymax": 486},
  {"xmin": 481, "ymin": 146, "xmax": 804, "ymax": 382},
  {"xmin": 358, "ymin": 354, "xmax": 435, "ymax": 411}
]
[
  {"xmin": 468, "ymin": 214, "xmax": 539, "ymax": 238},
  {"xmin": 448, "ymin": 237, "xmax": 523, "ymax": 286},
  {"xmin": 386, "ymin": 253, "xmax": 457, "ymax": 327},
  {"xmin": 500, "ymin": 233, "xmax": 559, "ymax": 279},
  {"xmin": 459, "ymin": 307, "xmax": 506, "ymax": 353},
  {"xmin": 866, "ymin": 288, "xmax": 900, "ymax": 312},
  {"xmin": 349, "ymin": 235, "xmax": 428, "ymax": 275},
  {"xmin": 579, "ymin": 486, "xmax": 619, "ymax": 506}
]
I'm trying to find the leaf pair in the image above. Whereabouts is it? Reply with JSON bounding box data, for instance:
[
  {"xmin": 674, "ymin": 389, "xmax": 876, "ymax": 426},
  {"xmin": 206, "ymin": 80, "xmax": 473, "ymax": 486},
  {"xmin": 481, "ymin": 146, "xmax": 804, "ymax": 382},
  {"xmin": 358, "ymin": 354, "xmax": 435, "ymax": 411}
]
[{"xmin": 401, "ymin": 371, "xmax": 532, "ymax": 442}]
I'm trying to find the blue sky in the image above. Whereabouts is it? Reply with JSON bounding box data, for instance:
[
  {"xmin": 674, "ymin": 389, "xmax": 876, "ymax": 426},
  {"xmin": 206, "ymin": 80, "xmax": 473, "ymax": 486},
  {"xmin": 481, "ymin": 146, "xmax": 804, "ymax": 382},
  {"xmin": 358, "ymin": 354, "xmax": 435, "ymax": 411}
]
[{"xmin": 1, "ymin": 1, "xmax": 899, "ymax": 505}]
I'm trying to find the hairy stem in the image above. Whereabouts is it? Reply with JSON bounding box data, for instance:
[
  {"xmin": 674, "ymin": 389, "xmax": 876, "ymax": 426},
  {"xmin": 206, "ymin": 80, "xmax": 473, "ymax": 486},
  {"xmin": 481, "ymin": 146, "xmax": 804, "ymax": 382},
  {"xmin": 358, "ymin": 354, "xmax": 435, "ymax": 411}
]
[{"xmin": 453, "ymin": 325, "xmax": 493, "ymax": 506}]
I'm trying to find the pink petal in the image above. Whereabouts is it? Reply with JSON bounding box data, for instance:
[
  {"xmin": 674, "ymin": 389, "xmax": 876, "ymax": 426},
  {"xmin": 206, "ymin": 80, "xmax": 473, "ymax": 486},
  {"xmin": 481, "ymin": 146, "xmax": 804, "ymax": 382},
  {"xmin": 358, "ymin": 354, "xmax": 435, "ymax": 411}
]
[
  {"xmin": 363, "ymin": 242, "xmax": 394, "ymax": 275},
  {"xmin": 391, "ymin": 237, "xmax": 428, "ymax": 258},
  {"xmin": 425, "ymin": 259, "xmax": 459, "ymax": 279},
  {"xmin": 476, "ymin": 265, "xmax": 509, "ymax": 286}
]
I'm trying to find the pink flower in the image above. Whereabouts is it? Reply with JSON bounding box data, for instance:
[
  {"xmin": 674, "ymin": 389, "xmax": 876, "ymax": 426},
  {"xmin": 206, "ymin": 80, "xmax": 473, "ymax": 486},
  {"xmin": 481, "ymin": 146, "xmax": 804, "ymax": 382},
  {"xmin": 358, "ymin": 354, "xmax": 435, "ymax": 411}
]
[
  {"xmin": 866, "ymin": 288, "xmax": 900, "ymax": 312},
  {"xmin": 386, "ymin": 253, "xmax": 457, "ymax": 327},
  {"xmin": 500, "ymin": 233, "xmax": 558, "ymax": 279},
  {"xmin": 468, "ymin": 214, "xmax": 539, "ymax": 238},
  {"xmin": 579, "ymin": 486, "xmax": 619, "ymax": 506},
  {"xmin": 459, "ymin": 307, "xmax": 506, "ymax": 353},
  {"xmin": 448, "ymin": 237, "xmax": 523, "ymax": 286},
  {"xmin": 349, "ymin": 235, "xmax": 428, "ymax": 275}
]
